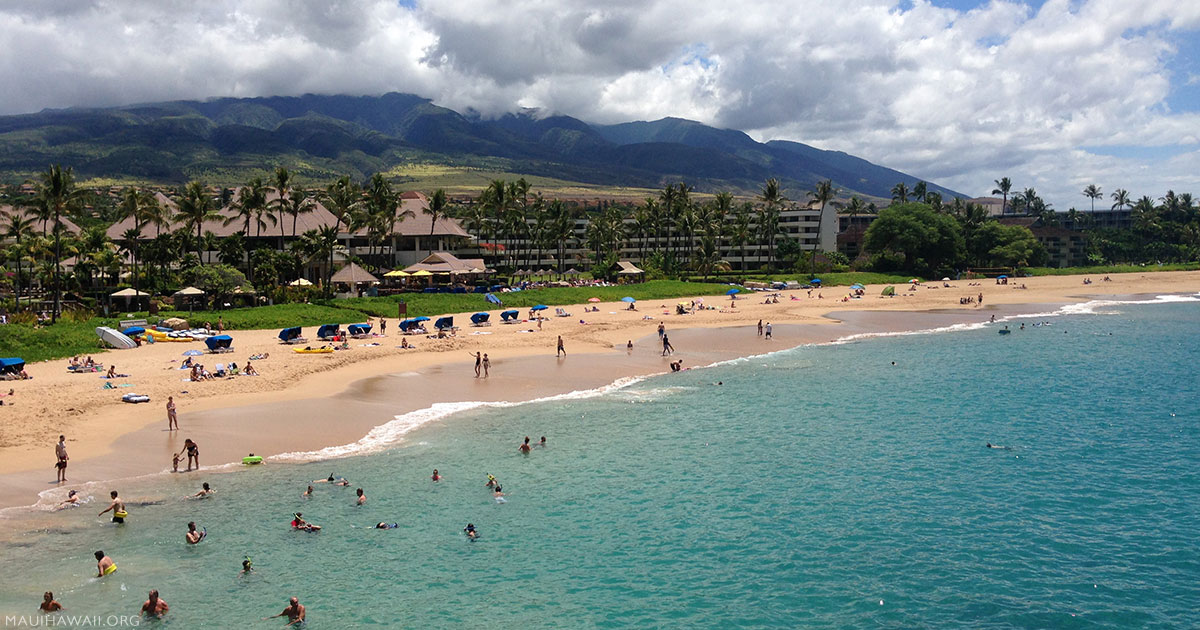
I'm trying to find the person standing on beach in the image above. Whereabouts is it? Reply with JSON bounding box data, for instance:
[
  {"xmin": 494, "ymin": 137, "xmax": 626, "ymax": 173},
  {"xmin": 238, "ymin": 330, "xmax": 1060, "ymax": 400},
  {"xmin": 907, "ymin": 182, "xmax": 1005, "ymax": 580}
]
[
  {"xmin": 482, "ymin": 354, "xmax": 490, "ymax": 378},
  {"xmin": 217, "ymin": 316, "xmax": 223, "ymax": 333},
  {"xmin": 978, "ymin": 292, "xmax": 983, "ymax": 305},
  {"xmin": 470, "ymin": 352, "xmax": 482, "ymax": 378},
  {"xmin": 264, "ymin": 597, "xmax": 305, "ymax": 626},
  {"xmin": 380, "ymin": 318, "xmax": 387, "ymax": 335},
  {"xmin": 99, "ymin": 491, "xmax": 126, "ymax": 523},
  {"xmin": 657, "ymin": 322, "xmax": 665, "ymax": 339},
  {"xmin": 178, "ymin": 439, "xmax": 199, "ymax": 472},
  {"xmin": 765, "ymin": 322, "xmax": 773, "ymax": 340},
  {"xmin": 167, "ymin": 396, "xmax": 178, "ymax": 431},
  {"xmin": 141, "ymin": 590, "xmax": 169, "ymax": 618},
  {"xmin": 557, "ymin": 335, "xmax": 566, "ymax": 357},
  {"xmin": 757, "ymin": 320, "xmax": 763, "ymax": 337},
  {"xmin": 55, "ymin": 435, "xmax": 68, "ymax": 483},
  {"xmin": 662, "ymin": 334, "xmax": 674, "ymax": 356}
]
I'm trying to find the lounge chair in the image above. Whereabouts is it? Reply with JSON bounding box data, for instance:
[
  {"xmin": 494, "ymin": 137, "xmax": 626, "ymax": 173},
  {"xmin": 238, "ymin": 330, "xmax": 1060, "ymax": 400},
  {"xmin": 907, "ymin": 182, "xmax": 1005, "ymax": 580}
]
[{"xmin": 555, "ymin": 308, "xmax": 571, "ymax": 318}]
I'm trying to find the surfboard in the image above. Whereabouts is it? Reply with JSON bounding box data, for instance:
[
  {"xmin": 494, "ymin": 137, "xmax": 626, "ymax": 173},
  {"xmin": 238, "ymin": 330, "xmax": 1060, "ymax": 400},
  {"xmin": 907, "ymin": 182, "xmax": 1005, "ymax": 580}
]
[{"xmin": 96, "ymin": 326, "xmax": 137, "ymax": 349}]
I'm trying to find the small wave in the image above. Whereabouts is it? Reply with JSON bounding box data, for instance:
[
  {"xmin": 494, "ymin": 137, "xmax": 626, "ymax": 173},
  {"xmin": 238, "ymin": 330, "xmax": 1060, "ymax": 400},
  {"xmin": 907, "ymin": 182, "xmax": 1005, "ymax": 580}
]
[{"xmin": 269, "ymin": 375, "xmax": 647, "ymax": 463}]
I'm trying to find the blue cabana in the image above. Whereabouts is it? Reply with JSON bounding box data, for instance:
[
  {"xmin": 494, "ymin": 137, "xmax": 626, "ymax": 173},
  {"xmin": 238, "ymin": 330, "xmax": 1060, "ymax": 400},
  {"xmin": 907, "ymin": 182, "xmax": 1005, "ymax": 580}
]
[
  {"xmin": 501, "ymin": 310, "xmax": 519, "ymax": 322},
  {"xmin": 399, "ymin": 318, "xmax": 422, "ymax": 332},
  {"xmin": 316, "ymin": 324, "xmax": 340, "ymax": 339},
  {"xmin": 205, "ymin": 335, "xmax": 233, "ymax": 351},
  {"xmin": 121, "ymin": 326, "xmax": 146, "ymax": 337},
  {"xmin": 0, "ymin": 358, "xmax": 25, "ymax": 374},
  {"xmin": 470, "ymin": 312, "xmax": 490, "ymax": 325},
  {"xmin": 434, "ymin": 317, "xmax": 454, "ymax": 330},
  {"xmin": 348, "ymin": 323, "xmax": 372, "ymax": 337},
  {"xmin": 278, "ymin": 327, "xmax": 302, "ymax": 342}
]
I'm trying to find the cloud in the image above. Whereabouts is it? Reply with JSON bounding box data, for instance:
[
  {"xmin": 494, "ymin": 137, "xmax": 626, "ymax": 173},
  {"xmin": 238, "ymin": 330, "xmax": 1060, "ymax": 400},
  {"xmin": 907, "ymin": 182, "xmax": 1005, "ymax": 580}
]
[{"xmin": 0, "ymin": 0, "xmax": 1196, "ymax": 208}]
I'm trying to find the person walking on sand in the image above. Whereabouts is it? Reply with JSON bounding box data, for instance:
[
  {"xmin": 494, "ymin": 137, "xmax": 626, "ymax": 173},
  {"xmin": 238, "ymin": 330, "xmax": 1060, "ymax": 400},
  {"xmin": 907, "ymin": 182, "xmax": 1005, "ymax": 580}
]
[
  {"xmin": 264, "ymin": 597, "xmax": 305, "ymax": 626},
  {"xmin": 167, "ymin": 396, "xmax": 178, "ymax": 431},
  {"xmin": 557, "ymin": 335, "xmax": 566, "ymax": 357},
  {"xmin": 661, "ymin": 334, "xmax": 674, "ymax": 356},
  {"xmin": 141, "ymin": 590, "xmax": 169, "ymax": 618},
  {"xmin": 55, "ymin": 435, "xmax": 68, "ymax": 483},
  {"xmin": 470, "ymin": 352, "xmax": 482, "ymax": 378},
  {"xmin": 765, "ymin": 322, "xmax": 773, "ymax": 340},
  {"xmin": 99, "ymin": 491, "xmax": 126, "ymax": 523},
  {"xmin": 657, "ymin": 322, "xmax": 665, "ymax": 339},
  {"xmin": 482, "ymin": 353, "xmax": 490, "ymax": 378},
  {"xmin": 178, "ymin": 439, "xmax": 199, "ymax": 472}
]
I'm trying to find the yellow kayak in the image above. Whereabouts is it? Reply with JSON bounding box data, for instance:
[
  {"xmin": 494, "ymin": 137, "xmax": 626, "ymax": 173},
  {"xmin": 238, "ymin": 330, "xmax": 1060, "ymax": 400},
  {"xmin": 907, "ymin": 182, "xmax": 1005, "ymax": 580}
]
[{"xmin": 293, "ymin": 347, "xmax": 334, "ymax": 354}]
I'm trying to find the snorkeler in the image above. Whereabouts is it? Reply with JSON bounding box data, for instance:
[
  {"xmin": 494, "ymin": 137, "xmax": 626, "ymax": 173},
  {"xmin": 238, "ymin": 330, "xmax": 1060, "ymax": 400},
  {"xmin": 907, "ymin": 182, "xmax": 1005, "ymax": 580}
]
[
  {"xmin": 485, "ymin": 474, "xmax": 498, "ymax": 488},
  {"xmin": 463, "ymin": 523, "xmax": 478, "ymax": 540},
  {"xmin": 290, "ymin": 513, "xmax": 321, "ymax": 532},
  {"xmin": 375, "ymin": 522, "xmax": 400, "ymax": 529},
  {"xmin": 240, "ymin": 557, "xmax": 254, "ymax": 575},
  {"xmin": 313, "ymin": 474, "xmax": 349, "ymax": 486}
]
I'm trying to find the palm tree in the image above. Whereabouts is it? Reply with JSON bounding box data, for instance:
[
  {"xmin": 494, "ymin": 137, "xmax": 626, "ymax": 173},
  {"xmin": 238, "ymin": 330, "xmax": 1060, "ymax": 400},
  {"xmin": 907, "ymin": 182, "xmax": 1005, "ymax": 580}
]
[
  {"xmin": 730, "ymin": 203, "xmax": 753, "ymax": 277},
  {"xmin": 546, "ymin": 200, "xmax": 575, "ymax": 273},
  {"xmin": 120, "ymin": 227, "xmax": 143, "ymax": 293},
  {"xmin": 808, "ymin": 179, "xmax": 837, "ymax": 275},
  {"xmin": 118, "ymin": 188, "xmax": 158, "ymax": 295},
  {"xmin": 840, "ymin": 195, "xmax": 866, "ymax": 220},
  {"xmin": 270, "ymin": 167, "xmax": 293, "ymax": 247},
  {"xmin": 175, "ymin": 181, "xmax": 219, "ymax": 265},
  {"xmin": 758, "ymin": 178, "xmax": 787, "ymax": 273},
  {"xmin": 423, "ymin": 189, "xmax": 449, "ymax": 255},
  {"xmin": 1082, "ymin": 184, "xmax": 1102, "ymax": 213},
  {"xmin": 891, "ymin": 182, "xmax": 910, "ymax": 204},
  {"xmin": 1110, "ymin": 188, "xmax": 1130, "ymax": 210},
  {"xmin": 2, "ymin": 209, "xmax": 35, "ymax": 303},
  {"xmin": 481, "ymin": 180, "xmax": 508, "ymax": 263},
  {"xmin": 992, "ymin": 177, "xmax": 1012, "ymax": 214},
  {"xmin": 912, "ymin": 181, "xmax": 928, "ymax": 203},
  {"xmin": 321, "ymin": 176, "xmax": 362, "ymax": 233},
  {"xmin": 283, "ymin": 190, "xmax": 314, "ymax": 238},
  {"xmin": 30, "ymin": 164, "xmax": 86, "ymax": 322}
]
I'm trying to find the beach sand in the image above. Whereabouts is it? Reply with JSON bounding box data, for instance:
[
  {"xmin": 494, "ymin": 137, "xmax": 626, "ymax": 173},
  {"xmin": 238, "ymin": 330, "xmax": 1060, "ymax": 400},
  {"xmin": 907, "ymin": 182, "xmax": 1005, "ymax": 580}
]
[{"xmin": 2, "ymin": 270, "xmax": 1198, "ymax": 512}]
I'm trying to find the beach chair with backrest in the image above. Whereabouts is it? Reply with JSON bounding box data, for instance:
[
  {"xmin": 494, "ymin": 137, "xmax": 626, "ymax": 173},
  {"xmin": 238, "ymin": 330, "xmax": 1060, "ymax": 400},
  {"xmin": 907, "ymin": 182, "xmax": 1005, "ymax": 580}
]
[{"xmin": 555, "ymin": 307, "xmax": 571, "ymax": 318}]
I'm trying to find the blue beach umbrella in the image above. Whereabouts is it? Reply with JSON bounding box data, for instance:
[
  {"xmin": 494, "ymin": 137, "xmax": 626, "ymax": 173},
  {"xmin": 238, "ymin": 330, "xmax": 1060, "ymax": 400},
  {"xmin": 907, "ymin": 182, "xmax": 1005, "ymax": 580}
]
[
  {"xmin": 621, "ymin": 297, "xmax": 636, "ymax": 303},
  {"xmin": 850, "ymin": 284, "xmax": 865, "ymax": 290},
  {"xmin": 726, "ymin": 288, "xmax": 740, "ymax": 295},
  {"xmin": 810, "ymin": 278, "xmax": 822, "ymax": 284},
  {"xmin": 531, "ymin": 304, "xmax": 549, "ymax": 311},
  {"xmin": 413, "ymin": 316, "xmax": 431, "ymax": 322},
  {"xmin": 997, "ymin": 275, "xmax": 1008, "ymax": 279},
  {"xmin": 182, "ymin": 349, "xmax": 204, "ymax": 356}
]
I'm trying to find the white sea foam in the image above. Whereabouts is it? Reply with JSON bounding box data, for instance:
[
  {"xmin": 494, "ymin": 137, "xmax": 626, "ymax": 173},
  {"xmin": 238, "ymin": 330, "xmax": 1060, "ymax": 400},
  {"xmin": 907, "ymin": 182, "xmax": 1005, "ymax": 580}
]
[{"xmin": 269, "ymin": 375, "xmax": 647, "ymax": 463}]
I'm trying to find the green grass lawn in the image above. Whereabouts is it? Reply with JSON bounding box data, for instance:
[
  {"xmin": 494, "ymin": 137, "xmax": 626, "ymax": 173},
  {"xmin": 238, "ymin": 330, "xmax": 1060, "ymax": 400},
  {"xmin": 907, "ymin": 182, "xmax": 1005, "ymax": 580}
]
[
  {"xmin": 1024, "ymin": 263, "xmax": 1200, "ymax": 276},
  {"xmin": 691, "ymin": 272, "xmax": 916, "ymax": 286}
]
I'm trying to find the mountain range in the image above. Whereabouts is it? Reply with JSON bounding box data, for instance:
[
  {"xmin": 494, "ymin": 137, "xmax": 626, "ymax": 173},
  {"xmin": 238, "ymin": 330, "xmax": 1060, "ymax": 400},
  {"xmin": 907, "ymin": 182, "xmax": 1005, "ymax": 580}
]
[{"xmin": 0, "ymin": 92, "xmax": 961, "ymax": 200}]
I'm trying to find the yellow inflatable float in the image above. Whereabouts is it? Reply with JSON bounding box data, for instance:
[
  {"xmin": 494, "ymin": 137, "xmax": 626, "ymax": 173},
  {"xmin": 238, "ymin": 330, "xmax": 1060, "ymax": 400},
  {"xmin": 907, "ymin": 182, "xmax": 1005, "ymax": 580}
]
[{"xmin": 293, "ymin": 347, "xmax": 334, "ymax": 354}]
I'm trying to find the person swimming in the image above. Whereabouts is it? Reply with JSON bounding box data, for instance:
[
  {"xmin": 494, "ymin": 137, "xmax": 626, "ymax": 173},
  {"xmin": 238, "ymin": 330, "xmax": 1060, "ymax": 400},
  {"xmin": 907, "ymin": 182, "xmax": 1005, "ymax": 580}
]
[
  {"xmin": 57, "ymin": 490, "xmax": 79, "ymax": 509},
  {"xmin": 290, "ymin": 513, "xmax": 321, "ymax": 532},
  {"xmin": 314, "ymin": 474, "xmax": 349, "ymax": 486},
  {"xmin": 95, "ymin": 551, "xmax": 117, "ymax": 577},
  {"xmin": 463, "ymin": 523, "xmax": 478, "ymax": 540},
  {"xmin": 485, "ymin": 474, "xmax": 498, "ymax": 488},
  {"xmin": 192, "ymin": 482, "xmax": 214, "ymax": 498},
  {"xmin": 240, "ymin": 557, "xmax": 254, "ymax": 575},
  {"xmin": 375, "ymin": 522, "xmax": 400, "ymax": 529},
  {"xmin": 431, "ymin": 469, "xmax": 441, "ymax": 482},
  {"xmin": 519, "ymin": 436, "xmax": 532, "ymax": 454},
  {"xmin": 186, "ymin": 521, "xmax": 206, "ymax": 544}
]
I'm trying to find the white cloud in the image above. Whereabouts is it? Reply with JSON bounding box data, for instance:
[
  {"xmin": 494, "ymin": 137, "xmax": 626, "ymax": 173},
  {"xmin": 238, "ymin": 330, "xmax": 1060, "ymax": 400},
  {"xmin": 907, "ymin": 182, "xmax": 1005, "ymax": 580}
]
[{"xmin": 0, "ymin": 0, "xmax": 1196, "ymax": 208}]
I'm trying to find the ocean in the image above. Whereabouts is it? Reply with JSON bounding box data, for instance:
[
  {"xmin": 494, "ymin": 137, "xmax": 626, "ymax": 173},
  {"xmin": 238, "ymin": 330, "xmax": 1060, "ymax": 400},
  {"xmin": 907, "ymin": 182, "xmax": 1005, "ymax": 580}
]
[{"xmin": 1, "ymin": 296, "xmax": 1197, "ymax": 628}]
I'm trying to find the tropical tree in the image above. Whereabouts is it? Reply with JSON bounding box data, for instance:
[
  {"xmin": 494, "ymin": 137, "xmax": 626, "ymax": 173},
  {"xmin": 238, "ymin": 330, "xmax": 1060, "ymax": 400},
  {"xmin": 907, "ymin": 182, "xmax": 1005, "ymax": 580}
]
[
  {"xmin": 30, "ymin": 164, "xmax": 86, "ymax": 322},
  {"xmin": 270, "ymin": 167, "xmax": 293, "ymax": 246},
  {"xmin": 175, "ymin": 181, "xmax": 219, "ymax": 265},
  {"xmin": 891, "ymin": 182, "xmax": 910, "ymax": 204},
  {"xmin": 424, "ymin": 188, "xmax": 449, "ymax": 255},
  {"xmin": 992, "ymin": 177, "xmax": 1012, "ymax": 214},
  {"xmin": 912, "ymin": 181, "xmax": 928, "ymax": 203},
  {"xmin": 808, "ymin": 179, "xmax": 837, "ymax": 275},
  {"xmin": 284, "ymin": 189, "xmax": 315, "ymax": 238},
  {"xmin": 2, "ymin": 209, "xmax": 35, "ymax": 302},
  {"xmin": 730, "ymin": 203, "xmax": 753, "ymax": 276},
  {"xmin": 758, "ymin": 178, "xmax": 787, "ymax": 273},
  {"xmin": 1082, "ymin": 184, "xmax": 1102, "ymax": 213},
  {"xmin": 840, "ymin": 196, "xmax": 867, "ymax": 220}
]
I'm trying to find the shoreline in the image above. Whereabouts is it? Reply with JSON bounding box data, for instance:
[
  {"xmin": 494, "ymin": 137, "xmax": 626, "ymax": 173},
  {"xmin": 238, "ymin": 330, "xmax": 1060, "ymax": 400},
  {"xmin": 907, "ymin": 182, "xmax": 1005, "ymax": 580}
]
[{"xmin": 2, "ymin": 271, "xmax": 1199, "ymax": 518}]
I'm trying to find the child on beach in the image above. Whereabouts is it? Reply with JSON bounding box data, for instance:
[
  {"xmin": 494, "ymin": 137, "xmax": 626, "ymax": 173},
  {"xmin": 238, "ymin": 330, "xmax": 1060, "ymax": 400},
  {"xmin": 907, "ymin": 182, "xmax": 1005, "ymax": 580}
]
[{"xmin": 172, "ymin": 453, "xmax": 180, "ymax": 472}]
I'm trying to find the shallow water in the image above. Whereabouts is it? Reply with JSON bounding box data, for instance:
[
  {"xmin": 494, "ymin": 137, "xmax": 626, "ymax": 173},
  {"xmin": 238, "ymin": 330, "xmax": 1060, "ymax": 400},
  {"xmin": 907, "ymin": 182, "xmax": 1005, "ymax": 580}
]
[{"xmin": 1, "ymin": 298, "xmax": 1198, "ymax": 628}]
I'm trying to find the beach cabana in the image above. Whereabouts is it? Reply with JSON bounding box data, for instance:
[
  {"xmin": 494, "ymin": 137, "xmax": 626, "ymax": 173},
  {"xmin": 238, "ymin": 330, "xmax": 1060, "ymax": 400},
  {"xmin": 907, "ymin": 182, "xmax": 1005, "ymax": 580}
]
[
  {"xmin": 399, "ymin": 318, "xmax": 428, "ymax": 333},
  {"xmin": 288, "ymin": 278, "xmax": 314, "ymax": 287},
  {"xmin": 500, "ymin": 310, "xmax": 519, "ymax": 323},
  {"xmin": 111, "ymin": 287, "xmax": 150, "ymax": 310},
  {"xmin": 331, "ymin": 263, "xmax": 379, "ymax": 286},
  {"xmin": 172, "ymin": 286, "xmax": 206, "ymax": 312},
  {"xmin": 0, "ymin": 357, "xmax": 25, "ymax": 376},
  {"xmin": 317, "ymin": 324, "xmax": 340, "ymax": 340},
  {"xmin": 881, "ymin": 286, "xmax": 896, "ymax": 296},
  {"xmin": 348, "ymin": 323, "xmax": 372, "ymax": 338},
  {"xmin": 616, "ymin": 261, "xmax": 645, "ymax": 281},
  {"xmin": 205, "ymin": 335, "xmax": 233, "ymax": 353},
  {"xmin": 470, "ymin": 312, "xmax": 490, "ymax": 326},
  {"xmin": 564, "ymin": 268, "xmax": 582, "ymax": 276},
  {"xmin": 278, "ymin": 327, "xmax": 306, "ymax": 344},
  {"xmin": 434, "ymin": 317, "xmax": 454, "ymax": 331}
]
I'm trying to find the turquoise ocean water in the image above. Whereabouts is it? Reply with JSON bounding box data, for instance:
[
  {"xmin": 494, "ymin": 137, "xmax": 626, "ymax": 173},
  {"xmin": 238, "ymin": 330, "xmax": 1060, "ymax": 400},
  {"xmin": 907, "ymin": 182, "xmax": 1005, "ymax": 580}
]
[{"xmin": 1, "ymin": 296, "xmax": 1198, "ymax": 628}]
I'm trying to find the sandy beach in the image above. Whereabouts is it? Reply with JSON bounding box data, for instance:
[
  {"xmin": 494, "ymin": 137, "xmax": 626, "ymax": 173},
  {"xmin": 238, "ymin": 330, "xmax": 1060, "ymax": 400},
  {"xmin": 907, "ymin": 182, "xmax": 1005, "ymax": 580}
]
[{"xmin": 2, "ymin": 270, "xmax": 1199, "ymax": 513}]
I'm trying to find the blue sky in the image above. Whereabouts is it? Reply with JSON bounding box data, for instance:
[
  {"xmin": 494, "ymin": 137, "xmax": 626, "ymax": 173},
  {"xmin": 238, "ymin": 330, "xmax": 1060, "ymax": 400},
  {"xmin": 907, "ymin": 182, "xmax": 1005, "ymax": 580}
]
[{"xmin": 0, "ymin": 0, "xmax": 1196, "ymax": 207}]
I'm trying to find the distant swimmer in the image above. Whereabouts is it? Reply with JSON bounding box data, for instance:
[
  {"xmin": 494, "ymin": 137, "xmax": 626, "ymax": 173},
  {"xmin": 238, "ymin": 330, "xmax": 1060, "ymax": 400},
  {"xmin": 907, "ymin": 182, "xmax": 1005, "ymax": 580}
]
[
  {"xmin": 264, "ymin": 596, "xmax": 305, "ymax": 626},
  {"xmin": 95, "ymin": 551, "xmax": 117, "ymax": 577},
  {"xmin": 375, "ymin": 522, "xmax": 400, "ymax": 529},
  {"xmin": 493, "ymin": 485, "xmax": 504, "ymax": 498},
  {"xmin": 356, "ymin": 488, "xmax": 366, "ymax": 505},
  {"xmin": 463, "ymin": 523, "xmax": 478, "ymax": 540},
  {"xmin": 192, "ymin": 482, "xmax": 215, "ymax": 498},
  {"xmin": 98, "ymin": 490, "xmax": 127, "ymax": 523},
  {"xmin": 186, "ymin": 521, "xmax": 206, "ymax": 544},
  {"xmin": 40, "ymin": 591, "xmax": 63, "ymax": 613},
  {"xmin": 290, "ymin": 513, "xmax": 321, "ymax": 532},
  {"xmin": 519, "ymin": 436, "xmax": 532, "ymax": 454},
  {"xmin": 485, "ymin": 475, "xmax": 498, "ymax": 488},
  {"xmin": 240, "ymin": 557, "xmax": 254, "ymax": 575},
  {"xmin": 303, "ymin": 485, "xmax": 314, "ymax": 498},
  {"xmin": 431, "ymin": 469, "xmax": 442, "ymax": 482},
  {"xmin": 986, "ymin": 443, "xmax": 1012, "ymax": 450},
  {"xmin": 539, "ymin": 436, "xmax": 547, "ymax": 447},
  {"xmin": 313, "ymin": 474, "xmax": 349, "ymax": 486},
  {"xmin": 140, "ymin": 590, "xmax": 169, "ymax": 618}
]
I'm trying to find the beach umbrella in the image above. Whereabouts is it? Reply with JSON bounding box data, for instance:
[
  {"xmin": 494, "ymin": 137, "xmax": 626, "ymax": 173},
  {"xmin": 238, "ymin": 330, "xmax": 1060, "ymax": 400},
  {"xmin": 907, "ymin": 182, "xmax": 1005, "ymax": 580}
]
[
  {"xmin": 413, "ymin": 316, "xmax": 431, "ymax": 322},
  {"xmin": 588, "ymin": 297, "xmax": 601, "ymax": 302},
  {"xmin": 182, "ymin": 349, "xmax": 204, "ymax": 356},
  {"xmin": 725, "ymin": 288, "xmax": 740, "ymax": 295},
  {"xmin": 909, "ymin": 278, "xmax": 920, "ymax": 283},
  {"xmin": 531, "ymin": 304, "xmax": 548, "ymax": 311},
  {"xmin": 997, "ymin": 275, "xmax": 1008, "ymax": 279},
  {"xmin": 881, "ymin": 286, "xmax": 896, "ymax": 296},
  {"xmin": 941, "ymin": 277, "xmax": 951, "ymax": 281},
  {"xmin": 288, "ymin": 278, "xmax": 314, "ymax": 286},
  {"xmin": 850, "ymin": 284, "xmax": 865, "ymax": 290},
  {"xmin": 621, "ymin": 297, "xmax": 635, "ymax": 303},
  {"xmin": 810, "ymin": 278, "xmax": 822, "ymax": 284}
]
